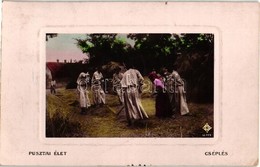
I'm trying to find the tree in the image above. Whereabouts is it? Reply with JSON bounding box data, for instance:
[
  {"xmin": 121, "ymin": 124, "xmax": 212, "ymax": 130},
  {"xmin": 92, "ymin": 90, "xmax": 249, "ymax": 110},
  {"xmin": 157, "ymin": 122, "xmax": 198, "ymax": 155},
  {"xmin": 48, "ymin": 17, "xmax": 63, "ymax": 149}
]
[
  {"xmin": 127, "ymin": 33, "xmax": 178, "ymax": 73},
  {"xmin": 173, "ymin": 34, "xmax": 214, "ymax": 103},
  {"xmin": 76, "ymin": 34, "xmax": 130, "ymax": 67},
  {"xmin": 127, "ymin": 33, "xmax": 214, "ymax": 102},
  {"xmin": 46, "ymin": 33, "xmax": 58, "ymax": 41},
  {"xmin": 76, "ymin": 33, "xmax": 214, "ymax": 102}
]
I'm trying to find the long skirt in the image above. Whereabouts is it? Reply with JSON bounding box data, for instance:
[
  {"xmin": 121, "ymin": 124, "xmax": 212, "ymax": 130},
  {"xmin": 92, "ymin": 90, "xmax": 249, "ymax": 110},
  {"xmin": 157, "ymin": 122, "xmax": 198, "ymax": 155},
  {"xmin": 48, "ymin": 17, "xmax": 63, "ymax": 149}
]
[
  {"xmin": 176, "ymin": 86, "xmax": 189, "ymax": 115},
  {"xmin": 114, "ymin": 86, "xmax": 124, "ymax": 104},
  {"xmin": 78, "ymin": 85, "xmax": 91, "ymax": 108},
  {"xmin": 92, "ymin": 84, "xmax": 106, "ymax": 105},
  {"xmin": 123, "ymin": 87, "xmax": 148, "ymax": 120},
  {"xmin": 168, "ymin": 93, "xmax": 176, "ymax": 114},
  {"xmin": 155, "ymin": 91, "xmax": 173, "ymax": 117}
]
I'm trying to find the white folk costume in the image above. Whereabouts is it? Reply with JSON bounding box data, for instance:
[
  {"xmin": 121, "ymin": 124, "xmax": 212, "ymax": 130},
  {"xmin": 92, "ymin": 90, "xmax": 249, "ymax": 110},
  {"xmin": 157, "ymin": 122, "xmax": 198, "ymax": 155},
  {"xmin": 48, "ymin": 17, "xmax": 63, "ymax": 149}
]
[
  {"xmin": 112, "ymin": 72, "xmax": 124, "ymax": 104},
  {"xmin": 170, "ymin": 70, "xmax": 189, "ymax": 115},
  {"xmin": 91, "ymin": 71, "xmax": 106, "ymax": 105},
  {"xmin": 120, "ymin": 69, "xmax": 148, "ymax": 124},
  {"xmin": 77, "ymin": 72, "xmax": 91, "ymax": 113}
]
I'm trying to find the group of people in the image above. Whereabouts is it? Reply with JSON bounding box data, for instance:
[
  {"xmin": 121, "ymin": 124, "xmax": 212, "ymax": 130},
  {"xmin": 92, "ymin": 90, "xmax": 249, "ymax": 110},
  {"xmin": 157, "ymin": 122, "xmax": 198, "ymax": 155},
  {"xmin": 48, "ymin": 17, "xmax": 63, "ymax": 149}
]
[
  {"xmin": 76, "ymin": 65, "xmax": 189, "ymax": 125},
  {"xmin": 76, "ymin": 67, "xmax": 106, "ymax": 114},
  {"xmin": 148, "ymin": 68, "xmax": 189, "ymax": 118}
]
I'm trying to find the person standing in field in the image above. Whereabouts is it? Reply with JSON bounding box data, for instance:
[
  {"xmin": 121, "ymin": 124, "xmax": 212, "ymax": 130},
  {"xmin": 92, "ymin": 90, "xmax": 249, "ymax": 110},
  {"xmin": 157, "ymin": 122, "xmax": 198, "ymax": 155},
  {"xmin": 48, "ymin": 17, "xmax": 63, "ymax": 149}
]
[
  {"xmin": 162, "ymin": 68, "xmax": 176, "ymax": 116},
  {"xmin": 148, "ymin": 72, "xmax": 172, "ymax": 118},
  {"xmin": 91, "ymin": 67, "xmax": 106, "ymax": 106},
  {"xmin": 112, "ymin": 67, "xmax": 124, "ymax": 104},
  {"xmin": 77, "ymin": 72, "xmax": 91, "ymax": 114},
  {"xmin": 170, "ymin": 69, "xmax": 189, "ymax": 116},
  {"xmin": 50, "ymin": 79, "xmax": 56, "ymax": 94},
  {"xmin": 120, "ymin": 64, "xmax": 148, "ymax": 126}
]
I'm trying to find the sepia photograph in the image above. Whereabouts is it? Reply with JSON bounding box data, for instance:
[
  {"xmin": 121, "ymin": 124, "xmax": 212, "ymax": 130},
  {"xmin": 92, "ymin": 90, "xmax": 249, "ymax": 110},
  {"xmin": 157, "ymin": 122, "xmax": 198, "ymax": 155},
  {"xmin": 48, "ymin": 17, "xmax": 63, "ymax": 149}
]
[{"xmin": 46, "ymin": 33, "xmax": 214, "ymax": 138}]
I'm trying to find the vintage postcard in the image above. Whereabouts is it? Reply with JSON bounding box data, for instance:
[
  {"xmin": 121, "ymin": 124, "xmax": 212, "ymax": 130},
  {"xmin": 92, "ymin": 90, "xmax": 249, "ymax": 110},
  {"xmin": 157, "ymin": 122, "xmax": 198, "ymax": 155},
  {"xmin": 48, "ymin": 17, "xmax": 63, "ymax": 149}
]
[
  {"xmin": 40, "ymin": 28, "xmax": 220, "ymax": 146},
  {"xmin": 1, "ymin": 1, "xmax": 258, "ymax": 166}
]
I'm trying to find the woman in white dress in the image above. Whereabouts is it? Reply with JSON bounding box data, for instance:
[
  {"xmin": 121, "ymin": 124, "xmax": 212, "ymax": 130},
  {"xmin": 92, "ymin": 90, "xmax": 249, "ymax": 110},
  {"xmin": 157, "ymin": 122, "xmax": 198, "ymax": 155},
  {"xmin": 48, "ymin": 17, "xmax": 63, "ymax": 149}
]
[
  {"xmin": 77, "ymin": 72, "xmax": 91, "ymax": 114},
  {"xmin": 91, "ymin": 68, "xmax": 106, "ymax": 106},
  {"xmin": 112, "ymin": 67, "xmax": 124, "ymax": 104},
  {"xmin": 170, "ymin": 70, "xmax": 189, "ymax": 116}
]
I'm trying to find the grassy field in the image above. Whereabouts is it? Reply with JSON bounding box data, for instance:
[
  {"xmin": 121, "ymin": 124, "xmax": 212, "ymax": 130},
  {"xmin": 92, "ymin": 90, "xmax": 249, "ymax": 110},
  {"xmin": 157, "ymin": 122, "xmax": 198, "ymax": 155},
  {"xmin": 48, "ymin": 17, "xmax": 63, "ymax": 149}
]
[{"xmin": 46, "ymin": 88, "xmax": 214, "ymax": 138}]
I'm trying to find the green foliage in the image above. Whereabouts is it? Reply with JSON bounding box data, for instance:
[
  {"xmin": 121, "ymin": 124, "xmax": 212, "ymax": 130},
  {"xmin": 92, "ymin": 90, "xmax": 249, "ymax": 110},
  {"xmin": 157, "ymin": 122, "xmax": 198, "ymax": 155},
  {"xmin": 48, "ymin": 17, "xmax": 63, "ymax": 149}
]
[
  {"xmin": 173, "ymin": 34, "xmax": 214, "ymax": 102},
  {"xmin": 127, "ymin": 34, "xmax": 177, "ymax": 73},
  {"xmin": 46, "ymin": 33, "xmax": 58, "ymax": 41},
  {"xmin": 75, "ymin": 33, "xmax": 214, "ymax": 102},
  {"xmin": 76, "ymin": 34, "xmax": 128, "ymax": 67}
]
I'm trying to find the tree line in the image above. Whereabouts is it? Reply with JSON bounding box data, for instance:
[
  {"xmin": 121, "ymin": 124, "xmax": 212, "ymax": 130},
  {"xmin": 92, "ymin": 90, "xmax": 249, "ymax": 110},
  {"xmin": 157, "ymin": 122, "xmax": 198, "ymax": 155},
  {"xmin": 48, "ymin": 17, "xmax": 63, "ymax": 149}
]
[{"xmin": 75, "ymin": 33, "xmax": 214, "ymax": 103}]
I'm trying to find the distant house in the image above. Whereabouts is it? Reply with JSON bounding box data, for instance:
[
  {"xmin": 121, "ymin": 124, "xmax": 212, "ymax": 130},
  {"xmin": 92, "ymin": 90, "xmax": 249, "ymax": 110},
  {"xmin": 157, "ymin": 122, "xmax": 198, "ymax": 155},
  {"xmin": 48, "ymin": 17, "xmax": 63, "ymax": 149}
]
[
  {"xmin": 46, "ymin": 61, "xmax": 91, "ymax": 89},
  {"xmin": 46, "ymin": 62, "xmax": 64, "ymax": 88}
]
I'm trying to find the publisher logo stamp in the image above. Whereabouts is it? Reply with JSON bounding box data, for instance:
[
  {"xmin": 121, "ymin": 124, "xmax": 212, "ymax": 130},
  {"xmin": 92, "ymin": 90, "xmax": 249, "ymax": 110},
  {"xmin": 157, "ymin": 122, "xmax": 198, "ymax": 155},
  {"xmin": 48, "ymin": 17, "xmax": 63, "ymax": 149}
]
[{"xmin": 202, "ymin": 123, "xmax": 212, "ymax": 133}]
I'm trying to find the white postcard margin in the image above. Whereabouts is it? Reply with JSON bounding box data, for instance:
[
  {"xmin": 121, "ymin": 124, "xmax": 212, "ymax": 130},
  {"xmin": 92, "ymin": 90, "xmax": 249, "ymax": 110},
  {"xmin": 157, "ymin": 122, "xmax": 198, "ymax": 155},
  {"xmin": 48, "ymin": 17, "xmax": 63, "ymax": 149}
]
[{"xmin": 1, "ymin": 2, "xmax": 258, "ymax": 166}]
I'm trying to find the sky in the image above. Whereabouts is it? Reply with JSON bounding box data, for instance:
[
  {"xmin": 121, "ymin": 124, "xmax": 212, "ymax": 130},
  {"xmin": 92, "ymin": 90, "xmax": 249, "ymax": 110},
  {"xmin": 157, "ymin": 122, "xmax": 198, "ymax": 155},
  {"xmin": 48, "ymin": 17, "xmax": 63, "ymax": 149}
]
[
  {"xmin": 46, "ymin": 34, "xmax": 134, "ymax": 62},
  {"xmin": 46, "ymin": 34, "xmax": 87, "ymax": 62}
]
